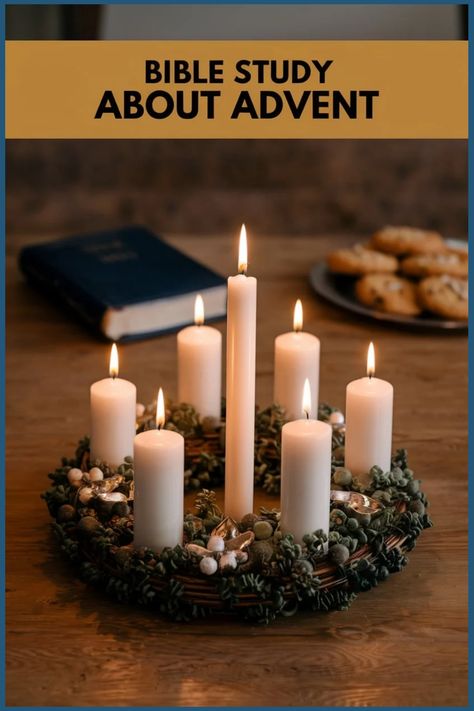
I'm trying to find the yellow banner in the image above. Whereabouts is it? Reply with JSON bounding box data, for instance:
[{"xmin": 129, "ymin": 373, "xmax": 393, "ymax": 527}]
[{"xmin": 6, "ymin": 40, "xmax": 467, "ymax": 139}]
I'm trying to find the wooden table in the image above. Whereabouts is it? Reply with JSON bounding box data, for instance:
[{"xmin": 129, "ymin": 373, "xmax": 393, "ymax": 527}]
[{"xmin": 6, "ymin": 232, "xmax": 468, "ymax": 707}]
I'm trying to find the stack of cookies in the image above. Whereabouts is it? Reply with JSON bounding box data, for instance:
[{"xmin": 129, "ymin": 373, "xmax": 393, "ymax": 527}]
[{"xmin": 326, "ymin": 226, "xmax": 468, "ymax": 321}]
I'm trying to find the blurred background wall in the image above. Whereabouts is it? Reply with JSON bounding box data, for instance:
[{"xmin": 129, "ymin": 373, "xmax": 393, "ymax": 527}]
[
  {"xmin": 7, "ymin": 139, "xmax": 467, "ymax": 239},
  {"xmin": 6, "ymin": 4, "xmax": 467, "ymax": 40}
]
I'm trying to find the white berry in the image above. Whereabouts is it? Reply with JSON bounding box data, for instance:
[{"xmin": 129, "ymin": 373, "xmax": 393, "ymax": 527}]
[
  {"xmin": 67, "ymin": 468, "xmax": 83, "ymax": 486},
  {"xmin": 79, "ymin": 487, "xmax": 94, "ymax": 504},
  {"xmin": 207, "ymin": 535, "xmax": 225, "ymax": 552},
  {"xmin": 87, "ymin": 467, "xmax": 104, "ymax": 482},
  {"xmin": 199, "ymin": 556, "xmax": 218, "ymax": 576},
  {"xmin": 219, "ymin": 552, "xmax": 237, "ymax": 571},
  {"xmin": 136, "ymin": 403, "xmax": 145, "ymax": 417},
  {"xmin": 329, "ymin": 411, "xmax": 345, "ymax": 425}
]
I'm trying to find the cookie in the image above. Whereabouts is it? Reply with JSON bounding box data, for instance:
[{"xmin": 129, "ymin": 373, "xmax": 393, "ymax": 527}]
[
  {"xmin": 418, "ymin": 275, "xmax": 468, "ymax": 321},
  {"xmin": 370, "ymin": 226, "xmax": 446, "ymax": 256},
  {"xmin": 327, "ymin": 244, "xmax": 398, "ymax": 276},
  {"xmin": 401, "ymin": 250, "xmax": 468, "ymax": 278},
  {"xmin": 355, "ymin": 274, "xmax": 422, "ymax": 316}
]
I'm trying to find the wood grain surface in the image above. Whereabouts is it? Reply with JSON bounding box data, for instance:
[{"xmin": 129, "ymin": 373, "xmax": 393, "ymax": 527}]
[{"xmin": 6, "ymin": 232, "xmax": 468, "ymax": 707}]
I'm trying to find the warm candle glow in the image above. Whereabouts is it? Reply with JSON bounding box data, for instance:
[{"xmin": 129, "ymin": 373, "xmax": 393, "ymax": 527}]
[
  {"xmin": 156, "ymin": 388, "xmax": 165, "ymax": 429},
  {"xmin": 293, "ymin": 299, "xmax": 303, "ymax": 332},
  {"xmin": 194, "ymin": 294, "xmax": 204, "ymax": 326},
  {"xmin": 302, "ymin": 378, "xmax": 311, "ymax": 418},
  {"xmin": 367, "ymin": 342, "xmax": 375, "ymax": 378},
  {"xmin": 238, "ymin": 224, "xmax": 248, "ymax": 274},
  {"xmin": 109, "ymin": 343, "xmax": 119, "ymax": 378}
]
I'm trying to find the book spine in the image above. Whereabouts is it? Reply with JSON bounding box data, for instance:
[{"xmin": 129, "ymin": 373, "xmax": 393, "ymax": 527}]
[{"xmin": 19, "ymin": 249, "xmax": 108, "ymax": 337}]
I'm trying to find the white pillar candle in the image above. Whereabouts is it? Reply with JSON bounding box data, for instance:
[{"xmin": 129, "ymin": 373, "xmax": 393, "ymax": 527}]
[
  {"xmin": 274, "ymin": 299, "xmax": 320, "ymax": 420},
  {"xmin": 90, "ymin": 343, "xmax": 137, "ymax": 467},
  {"xmin": 177, "ymin": 294, "xmax": 222, "ymax": 423},
  {"xmin": 344, "ymin": 342, "xmax": 393, "ymax": 480},
  {"xmin": 280, "ymin": 380, "xmax": 332, "ymax": 543},
  {"xmin": 133, "ymin": 388, "xmax": 184, "ymax": 552},
  {"xmin": 224, "ymin": 225, "xmax": 257, "ymax": 520}
]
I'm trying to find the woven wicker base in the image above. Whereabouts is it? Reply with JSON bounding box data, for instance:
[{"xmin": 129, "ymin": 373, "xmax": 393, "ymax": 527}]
[{"xmin": 152, "ymin": 517, "xmax": 408, "ymax": 610}]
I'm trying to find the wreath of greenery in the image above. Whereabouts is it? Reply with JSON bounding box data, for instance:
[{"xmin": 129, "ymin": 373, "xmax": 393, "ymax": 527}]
[{"xmin": 42, "ymin": 403, "xmax": 432, "ymax": 624}]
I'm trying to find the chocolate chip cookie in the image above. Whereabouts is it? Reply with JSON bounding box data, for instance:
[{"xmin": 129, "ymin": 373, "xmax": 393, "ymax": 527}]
[
  {"xmin": 370, "ymin": 226, "xmax": 446, "ymax": 256},
  {"xmin": 401, "ymin": 249, "xmax": 468, "ymax": 278},
  {"xmin": 355, "ymin": 274, "xmax": 422, "ymax": 316},
  {"xmin": 327, "ymin": 244, "xmax": 398, "ymax": 276},
  {"xmin": 418, "ymin": 275, "xmax": 468, "ymax": 320}
]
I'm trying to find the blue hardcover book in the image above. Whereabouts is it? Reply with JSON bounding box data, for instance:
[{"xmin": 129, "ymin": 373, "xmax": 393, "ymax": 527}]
[{"xmin": 19, "ymin": 226, "xmax": 227, "ymax": 341}]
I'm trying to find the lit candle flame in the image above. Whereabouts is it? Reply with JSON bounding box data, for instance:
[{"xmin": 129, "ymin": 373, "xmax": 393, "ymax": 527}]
[
  {"xmin": 238, "ymin": 224, "xmax": 248, "ymax": 274},
  {"xmin": 367, "ymin": 342, "xmax": 375, "ymax": 378},
  {"xmin": 293, "ymin": 299, "xmax": 303, "ymax": 332},
  {"xmin": 194, "ymin": 294, "xmax": 204, "ymax": 326},
  {"xmin": 109, "ymin": 343, "xmax": 119, "ymax": 378},
  {"xmin": 302, "ymin": 378, "xmax": 311, "ymax": 419},
  {"xmin": 156, "ymin": 388, "xmax": 165, "ymax": 429}
]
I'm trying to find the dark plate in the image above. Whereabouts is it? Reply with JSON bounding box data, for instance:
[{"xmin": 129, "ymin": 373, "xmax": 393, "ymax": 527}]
[{"xmin": 309, "ymin": 262, "xmax": 468, "ymax": 333}]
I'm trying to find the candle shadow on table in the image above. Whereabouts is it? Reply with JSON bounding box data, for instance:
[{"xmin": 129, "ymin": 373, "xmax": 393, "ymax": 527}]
[
  {"xmin": 37, "ymin": 527, "xmax": 439, "ymax": 641},
  {"xmin": 38, "ymin": 530, "xmax": 241, "ymax": 639}
]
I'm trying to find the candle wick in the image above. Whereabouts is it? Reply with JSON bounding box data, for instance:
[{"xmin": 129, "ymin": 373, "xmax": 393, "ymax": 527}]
[
  {"xmin": 239, "ymin": 265, "xmax": 247, "ymax": 276},
  {"xmin": 305, "ymin": 411, "xmax": 309, "ymax": 420}
]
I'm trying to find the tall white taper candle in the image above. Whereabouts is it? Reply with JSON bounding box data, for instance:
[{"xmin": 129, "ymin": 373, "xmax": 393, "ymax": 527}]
[
  {"xmin": 90, "ymin": 343, "xmax": 136, "ymax": 467},
  {"xmin": 224, "ymin": 225, "xmax": 257, "ymax": 520}
]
